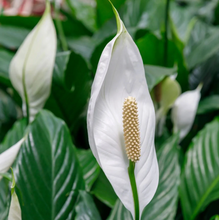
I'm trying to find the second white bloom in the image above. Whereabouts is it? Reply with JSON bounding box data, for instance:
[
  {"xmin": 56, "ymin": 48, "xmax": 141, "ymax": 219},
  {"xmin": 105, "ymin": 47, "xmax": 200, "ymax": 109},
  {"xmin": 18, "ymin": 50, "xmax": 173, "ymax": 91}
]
[{"xmin": 9, "ymin": 1, "xmax": 57, "ymax": 123}]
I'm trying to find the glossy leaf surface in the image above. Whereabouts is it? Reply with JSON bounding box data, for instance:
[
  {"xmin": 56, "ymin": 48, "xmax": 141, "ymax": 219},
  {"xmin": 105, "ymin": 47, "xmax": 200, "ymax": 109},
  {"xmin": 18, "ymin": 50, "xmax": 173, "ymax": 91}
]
[
  {"xmin": 77, "ymin": 149, "xmax": 100, "ymax": 191},
  {"xmin": 75, "ymin": 191, "xmax": 101, "ymax": 220},
  {"xmin": 14, "ymin": 110, "xmax": 85, "ymax": 220},
  {"xmin": 180, "ymin": 117, "xmax": 219, "ymax": 220},
  {"xmin": 91, "ymin": 170, "xmax": 117, "ymax": 208}
]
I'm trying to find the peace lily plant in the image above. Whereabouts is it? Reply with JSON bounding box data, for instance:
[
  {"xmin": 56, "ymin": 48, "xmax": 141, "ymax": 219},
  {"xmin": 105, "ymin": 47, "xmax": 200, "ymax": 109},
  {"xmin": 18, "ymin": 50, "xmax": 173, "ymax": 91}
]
[
  {"xmin": 87, "ymin": 2, "xmax": 159, "ymax": 220},
  {"xmin": 9, "ymin": 0, "xmax": 57, "ymax": 124}
]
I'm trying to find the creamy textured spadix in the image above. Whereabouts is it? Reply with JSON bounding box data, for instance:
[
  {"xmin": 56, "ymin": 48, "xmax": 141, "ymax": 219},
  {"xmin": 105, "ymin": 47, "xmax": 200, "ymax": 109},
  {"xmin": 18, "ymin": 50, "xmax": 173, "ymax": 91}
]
[{"xmin": 123, "ymin": 97, "xmax": 141, "ymax": 162}]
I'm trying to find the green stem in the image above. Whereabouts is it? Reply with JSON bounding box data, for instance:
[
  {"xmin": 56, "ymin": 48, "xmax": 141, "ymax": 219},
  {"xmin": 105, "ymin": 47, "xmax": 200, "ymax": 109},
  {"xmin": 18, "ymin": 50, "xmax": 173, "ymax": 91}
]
[
  {"xmin": 164, "ymin": 0, "xmax": 170, "ymax": 67},
  {"xmin": 54, "ymin": 4, "xmax": 68, "ymax": 51},
  {"xmin": 128, "ymin": 161, "xmax": 139, "ymax": 220}
]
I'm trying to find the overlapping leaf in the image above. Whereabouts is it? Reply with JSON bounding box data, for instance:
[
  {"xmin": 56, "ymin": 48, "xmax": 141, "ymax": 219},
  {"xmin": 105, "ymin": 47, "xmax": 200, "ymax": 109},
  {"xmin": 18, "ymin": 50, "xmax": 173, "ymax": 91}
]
[
  {"xmin": 180, "ymin": 117, "xmax": 219, "ymax": 220},
  {"xmin": 14, "ymin": 110, "xmax": 85, "ymax": 220}
]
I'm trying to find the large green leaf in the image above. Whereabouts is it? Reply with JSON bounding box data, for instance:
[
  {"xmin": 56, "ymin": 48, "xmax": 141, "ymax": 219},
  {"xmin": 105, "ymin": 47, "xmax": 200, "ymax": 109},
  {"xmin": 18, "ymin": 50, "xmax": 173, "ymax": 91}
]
[
  {"xmin": 53, "ymin": 51, "xmax": 72, "ymax": 89},
  {"xmin": 45, "ymin": 51, "xmax": 92, "ymax": 133},
  {"xmin": 0, "ymin": 26, "xmax": 30, "ymax": 49},
  {"xmin": 0, "ymin": 118, "xmax": 26, "ymax": 154},
  {"xmin": 67, "ymin": 36, "xmax": 96, "ymax": 62},
  {"xmin": 91, "ymin": 170, "xmax": 117, "ymax": 208},
  {"xmin": 120, "ymin": 0, "xmax": 165, "ymax": 34},
  {"xmin": 96, "ymin": 0, "xmax": 126, "ymax": 27},
  {"xmin": 0, "ymin": 15, "xmax": 90, "ymax": 39},
  {"xmin": 197, "ymin": 95, "xmax": 219, "ymax": 114},
  {"xmin": 77, "ymin": 149, "xmax": 100, "ymax": 191},
  {"xmin": 137, "ymin": 33, "xmax": 188, "ymax": 91},
  {"xmin": 0, "ymin": 90, "xmax": 19, "ymax": 142},
  {"xmin": 66, "ymin": 0, "xmax": 97, "ymax": 32},
  {"xmin": 14, "ymin": 110, "xmax": 85, "ymax": 220},
  {"xmin": 0, "ymin": 48, "xmax": 14, "ymax": 86},
  {"xmin": 0, "ymin": 178, "xmax": 10, "ymax": 220},
  {"xmin": 144, "ymin": 65, "xmax": 177, "ymax": 91},
  {"xmin": 75, "ymin": 191, "xmax": 101, "ymax": 220},
  {"xmin": 185, "ymin": 20, "xmax": 219, "ymax": 69},
  {"xmin": 180, "ymin": 116, "xmax": 219, "ymax": 220},
  {"xmin": 142, "ymin": 134, "xmax": 180, "ymax": 220},
  {"xmin": 170, "ymin": 1, "xmax": 198, "ymax": 43}
]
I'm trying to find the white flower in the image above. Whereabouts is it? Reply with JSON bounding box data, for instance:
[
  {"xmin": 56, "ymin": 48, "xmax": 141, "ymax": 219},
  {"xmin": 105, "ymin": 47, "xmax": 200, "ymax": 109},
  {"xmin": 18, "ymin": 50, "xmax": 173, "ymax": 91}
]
[
  {"xmin": 87, "ymin": 4, "xmax": 159, "ymax": 218},
  {"xmin": 9, "ymin": 1, "xmax": 57, "ymax": 123},
  {"xmin": 171, "ymin": 85, "xmax": 202, "ymax": 140},
  {"xmin": 8, "ymin": 168, "xmax": 22, "ymax": 220},
  {"xmin": 0, "ymin": 139, "xmax": 24, "ymax": 181},
  {"xmin": 8, "ymin": 192, "xmax": 22, "ymax": 220}
]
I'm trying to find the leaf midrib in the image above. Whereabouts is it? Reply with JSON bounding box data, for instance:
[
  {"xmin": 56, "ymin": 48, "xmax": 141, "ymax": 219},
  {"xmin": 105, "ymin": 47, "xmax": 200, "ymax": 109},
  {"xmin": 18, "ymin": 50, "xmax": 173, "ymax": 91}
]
[{"xmin": 191, "ymin": 173, "xmax": 219, "ymax": 219}]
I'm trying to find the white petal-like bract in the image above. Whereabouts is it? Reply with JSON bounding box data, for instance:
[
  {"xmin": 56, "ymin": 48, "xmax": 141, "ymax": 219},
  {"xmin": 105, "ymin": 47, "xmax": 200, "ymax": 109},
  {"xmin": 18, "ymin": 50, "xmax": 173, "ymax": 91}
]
[
  {"xmin": 0, "ymin": 139, "xmax": 24, "ymax": 180},
  {"xmin": 9, "ymin": 1, "xmax": 57, "ymax": 123},
  {"xmin": 171, "ymin": 87, "xmax": 201, "ymax": 140},
  {"xmin": 8, "ymin": 192, "xmax": 22, "ymax": 220},
  {"xmin": 87, "ymin": 4, "xmax": 159, "ymax": 218}
]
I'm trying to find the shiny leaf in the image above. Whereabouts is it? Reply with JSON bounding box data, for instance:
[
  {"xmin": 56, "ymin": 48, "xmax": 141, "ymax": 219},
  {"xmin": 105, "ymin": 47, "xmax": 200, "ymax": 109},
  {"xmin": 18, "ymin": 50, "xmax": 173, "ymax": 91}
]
[
  {"xmin": 180, "ymin": 117, "xmax": 219, "ymax": 220},
  {"xmin": 75, "ymin": 191, "xmax": 101, "ymax": 220},
  {"xmin": 77, "ymin": 149, "xmax": 100, "ymax": 191},
  {"xmin": 14, "ymin": 110, "xmax": 85, "ymax": 220}
]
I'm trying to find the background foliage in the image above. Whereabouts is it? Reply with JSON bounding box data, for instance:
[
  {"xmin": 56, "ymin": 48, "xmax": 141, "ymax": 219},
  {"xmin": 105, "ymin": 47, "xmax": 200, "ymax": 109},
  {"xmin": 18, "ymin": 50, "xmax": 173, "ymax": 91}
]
[{"xmin": 1, "ymin": 0, "xmax": 219, "ymax": 219}]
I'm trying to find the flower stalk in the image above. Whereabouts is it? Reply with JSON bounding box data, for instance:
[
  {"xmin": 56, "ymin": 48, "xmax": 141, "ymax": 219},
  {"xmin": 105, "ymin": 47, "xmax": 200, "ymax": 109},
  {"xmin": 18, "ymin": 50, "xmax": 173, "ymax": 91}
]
[
  {"xmin": 54, "ymin": 1, "xmax": 68, "ymax": 51},
  {"xmin": 164, "ymin": 0, "xmax": 170, "ymax": 66},
  {"xmin": 128, "ymin": 161, "xmax": 140, "ymax": 220}
]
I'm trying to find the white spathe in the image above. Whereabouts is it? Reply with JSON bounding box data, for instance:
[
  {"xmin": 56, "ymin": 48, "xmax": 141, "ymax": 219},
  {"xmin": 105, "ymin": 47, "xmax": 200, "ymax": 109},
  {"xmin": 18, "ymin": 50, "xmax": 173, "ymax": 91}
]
[
  {"xmin": 0, "ymin": 139, "xmax": 24, "ymax": 180},
  {"xmin": 171, "ymin": 86, "xmax": 201, "ymax": 140},
  {"xmin": 87, "ymin": 5, "xmax": 159, "ymax": 218},
  {"xmin": 9, "ymin": 1, "xmax": 57, "ymax": 123},
  {"xmin": 8, "ymin": 192, "xmax": 22, "ymax": 220}
]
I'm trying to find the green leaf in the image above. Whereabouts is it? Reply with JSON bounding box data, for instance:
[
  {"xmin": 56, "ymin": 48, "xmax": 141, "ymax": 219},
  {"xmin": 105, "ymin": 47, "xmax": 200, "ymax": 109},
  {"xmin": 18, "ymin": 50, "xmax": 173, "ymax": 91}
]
[
  {"xmin": 67, "ymin": 36, "xmax": 96, "ymax": 62},
  {"xmin": 66, "ymin": 0, "xmax": 97, "ymax": 32},
  {"xmin": 53, "ymin": 51, "xmax": 72, "ymax": 89},
  {"xmin": 0, "ymin": 90, "xmax": 19, "ymax": 142},
  {"xmin": 75, "ymin": 191, "xmax": 101, "ymax": 220},
  {"xmin": 91, "ymin": 170, "xmax": 117, "ymax": 208},
  {"xmin": 0, "ymin": 178, "xmax": 10, "ymax": 220},
  {"xmin": 0, "ymin": 16, "xmax": 39, "ymax": 30},
  {"xmin": 170, "ymin": 1, "xmax": 198, "ymax": 43},
  {"xmin": 0, "ymin": 48, "xmax": 14, "ymax": 86},
  {"xmin": 180, "ymin": 116, "xmax": 219, "ymax": 220},
  {"xmin": 211, "ymin": 215, "xmax": 219, "ymax": 220},
  {"xmin": 144, "ymin": 65, "xmax": 177, "ymax": 91},
  {"xmin": 0, "ymin": 26, "xmax": 30, "ymax": 49},
  {"xmin": 96, "ymin": 0, "xmax": 126, "ymax": 27},
  {"xmin": 142, "ymin": 134, "xmax": 180, "ymax": 220},
  {"xmin": 137, "ymin": 32, "xmax": 188, "ymax": 91},
  {"xmin": 46, "ymin": 51, "xmax": 92, "ymax": 133},
  {"xmin": 77, "ymin": 149, "xmax": 100, "ymax": 191},
  {"xmin": 185, "ymin": 20, "xmax": 219, "ymax": 69},
  {"xmin": 0, "ymin": 118, "xmax": 26, "ymax": 154},
  {"xmin": 121, "ymin": 0, "xmax": 165, "ymax": 34},
  {"xmin": 14, "ymin": 110, "xmax": 85, "ymax": 220},
  {"xmin": 107, "ymin": 200, "xmax": 133, "ymax": 220},
  {"xmin": 197, "ymin": 95, "xmax": 219, "ymax": 114}
]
